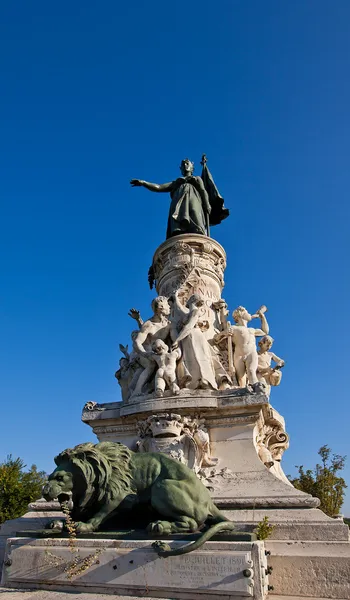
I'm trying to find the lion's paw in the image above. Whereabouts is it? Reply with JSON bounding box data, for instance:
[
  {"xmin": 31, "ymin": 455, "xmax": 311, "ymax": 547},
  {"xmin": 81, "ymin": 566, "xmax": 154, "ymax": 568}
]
[
  {"xmin": 147, "ymin": 520, "xmax": 172, "ymax": 535},
  {"xmin": 75, "ymin": 521, "xmax": 96, "ymax": 534},
  {"xmin": 152, "ymin": 541, "xmax": 171, "ymax": 556},
  {"xmin": 48, "ymin": 519, "xmax": 64, "ymax": 531}
]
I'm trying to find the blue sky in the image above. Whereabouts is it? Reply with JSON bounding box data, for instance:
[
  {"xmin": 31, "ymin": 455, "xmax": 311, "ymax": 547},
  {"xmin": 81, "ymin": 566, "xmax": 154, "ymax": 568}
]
[{"xmin": 1, "ymin": 1, "xmax": 349, "ymax": 513}]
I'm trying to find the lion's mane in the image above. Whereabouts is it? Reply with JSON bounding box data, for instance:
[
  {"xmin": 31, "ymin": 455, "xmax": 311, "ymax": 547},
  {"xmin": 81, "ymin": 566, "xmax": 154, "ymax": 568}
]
[{"xmin": 54, "ymin": 442, "xmax": 135, "ymax": 516}]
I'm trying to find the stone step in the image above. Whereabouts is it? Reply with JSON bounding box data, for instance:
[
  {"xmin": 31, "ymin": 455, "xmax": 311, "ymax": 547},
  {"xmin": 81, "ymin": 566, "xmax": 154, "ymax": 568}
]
[
  {"xmin": 271, "ymin": 596, "xmax": 349, "ymax": 600},
  {"xmin": 0, "ymin": 590, "xmax": 162, "ymax": 599},
  {"xmin": 266, "ymin": 541, "xmax": 350, "ymax": 599}
]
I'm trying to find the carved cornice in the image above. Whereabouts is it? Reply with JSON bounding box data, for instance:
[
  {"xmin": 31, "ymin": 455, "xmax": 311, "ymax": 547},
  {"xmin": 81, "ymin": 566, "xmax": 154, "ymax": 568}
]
[
  {"xmin": 204, "ymin": 414, "xmax": 258, "ymax": 427},
  {"xmin": 214, "ymin": 495, "xmax": 320, "ymax": 509},
  {"xmin": 92, "ymin": 424, "xmax": 136, "ymax": 435}
]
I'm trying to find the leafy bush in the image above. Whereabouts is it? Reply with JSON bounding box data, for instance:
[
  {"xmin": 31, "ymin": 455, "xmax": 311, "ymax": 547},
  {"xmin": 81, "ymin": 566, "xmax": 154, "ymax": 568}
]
[
  {"xmin": 288, "ymin": 446, "xmax": 347, "ymax": 517},
  {"xmin": 254, "ymin": 516, "xmax": 275, "ymax": 540},
  {"xmin": 0, "ymin": 456, "xmax": 46, "ymax": 524}
]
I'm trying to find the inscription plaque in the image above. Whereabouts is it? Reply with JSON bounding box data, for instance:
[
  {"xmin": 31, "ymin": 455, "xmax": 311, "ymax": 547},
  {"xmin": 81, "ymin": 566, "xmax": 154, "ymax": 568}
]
[{"xmin": 3, "ymin": 537, "xmax": 268, "ymax": 599}]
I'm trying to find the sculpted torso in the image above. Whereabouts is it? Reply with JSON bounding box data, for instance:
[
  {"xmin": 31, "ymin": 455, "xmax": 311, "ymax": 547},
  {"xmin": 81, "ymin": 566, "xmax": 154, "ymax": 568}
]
[
  {"xmin": 150, "ymin": 339, "xmax": 180, "ymax": 396},
  {"xmin": 258, "ymin": 351, "xmax": 273, "ymax": 370},
  {"xmin": 230, "ymin": 325, "xmax": 257, "ymax": 357},
  {"xmin": 257, "ymin": 337, "xmax": 284, "ymax": 391},
  {"xmin": 153, "ymin": 350, "xmax": 178, "ymax": 376},
  {"xmin": 139, "ymin": 320, "xmax": 170, "ymax": 351}
]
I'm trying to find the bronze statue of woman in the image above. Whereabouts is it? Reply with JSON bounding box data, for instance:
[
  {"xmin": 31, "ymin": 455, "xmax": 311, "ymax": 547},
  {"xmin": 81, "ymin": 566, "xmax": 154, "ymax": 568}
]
[{"xmin": 131, "ymin": 156, "xmax": 229, "ymax": 239}]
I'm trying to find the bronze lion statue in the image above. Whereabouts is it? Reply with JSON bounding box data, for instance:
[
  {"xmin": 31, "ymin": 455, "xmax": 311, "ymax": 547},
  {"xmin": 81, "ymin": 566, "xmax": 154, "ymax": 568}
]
[{"xmin": 43, "ymin": 441, "xmax": 235, "ymax": 556}]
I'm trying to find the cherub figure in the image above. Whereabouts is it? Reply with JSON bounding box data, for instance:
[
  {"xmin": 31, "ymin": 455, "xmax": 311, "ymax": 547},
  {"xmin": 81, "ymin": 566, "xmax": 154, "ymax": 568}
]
[
  {"xmin": 217, "ymin": 306, "xmax": 269, "ymax": 392},
  {"xmin": 257, "ymin": 335, "xmax": 285, "ymax": 394},
  {"xmin": 115, "ymin": 334, "xmax": 144, "ymax": 402},
  {"xmin": 131, "ymin": 297, "xmax": 171, "ymax": 396},
  {"xmin": 148, "ymin": 339, "xmax": 181, "ymax": 398},
  {"xmin": 115, "ymin": 356, "xmax": 130, "ymax": 402}
]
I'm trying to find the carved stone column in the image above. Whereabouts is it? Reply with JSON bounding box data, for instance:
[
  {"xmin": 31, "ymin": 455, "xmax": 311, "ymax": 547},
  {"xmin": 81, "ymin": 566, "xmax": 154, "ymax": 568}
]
[{"xmin": 152, "ymin": 234, "xmax": 226, "ymax": 328}]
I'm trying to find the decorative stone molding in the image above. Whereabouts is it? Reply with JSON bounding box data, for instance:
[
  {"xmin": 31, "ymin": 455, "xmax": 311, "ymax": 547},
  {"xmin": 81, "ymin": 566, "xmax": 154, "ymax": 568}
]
[
  {"xmin": 215, "ymin": 496, "xmax": 320, "ymax": 509},
  {"xmin": 152, "ymin": 234, "xmax": 226, "ymax": 314},
  {"xmin": 205, "ymin": 414, "xmax": 259, "ymax": 428},
  {"xmin": 136, "ymin": 413, "xmax": 218, "ymax": 472},
  {"xmin": 263, "ymin": 425, "xmax": 289, "ymax": 461},
  {"xmin": 82, "ymin": 401, "xmax": 103, "ymax": 412},
  {"xmin": 92, "ymin": 423, "xmax": 136, "ymax": 436},
  {"xmin": 255, "ymin": 410, "xmax": 290, "ymax": 469},
  {"xmin": 198, "ymin": 466, "xmax": 237, "ymax": 493}
]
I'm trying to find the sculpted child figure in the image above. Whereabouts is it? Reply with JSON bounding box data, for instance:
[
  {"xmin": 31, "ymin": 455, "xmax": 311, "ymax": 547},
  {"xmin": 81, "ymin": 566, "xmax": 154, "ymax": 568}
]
[
  {"xmin": 116, "ymin": 331, "xmax": 145, "ymax": 402},
  {"xmin": 217, "ymin": 306, "xmax": 269, "ymax": 391},
  {"xmin": 149, "ymin": 339, "xmax": 181, "ymax": 397},
  {"xmin": 131, "ymin": 296, "xmax": 171, "ymax": 396},
  {"xmin": 257, "ymin": 335, "xmax": 285, "ymax": 393}
]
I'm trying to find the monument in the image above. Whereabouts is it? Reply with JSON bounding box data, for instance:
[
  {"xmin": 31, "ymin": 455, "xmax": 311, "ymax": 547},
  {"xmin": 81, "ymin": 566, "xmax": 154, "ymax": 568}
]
[{"xmin": 2, "ymin": 156, "xmax": 350, "ymax": 599}]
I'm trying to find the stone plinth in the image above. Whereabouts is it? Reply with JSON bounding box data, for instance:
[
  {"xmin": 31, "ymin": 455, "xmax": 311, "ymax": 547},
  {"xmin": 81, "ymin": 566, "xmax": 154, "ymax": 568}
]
[
  {"xmin": 78, "ymin": 229, "xmax": 350, "ymax": 599},
  {"xmin": 0, "ymin": 499, "xmax": 63, "ymax": 570},
  {"xmin": 266, "ymin": 540, "xmax": 350, "ymax": 599},
  {"xmin": 82, "ymin": 390, "xmax": 316, "ymax": 511},
  {"xmin": 2, "ymin": 537, "xmax": 269, "ymax": 599}
]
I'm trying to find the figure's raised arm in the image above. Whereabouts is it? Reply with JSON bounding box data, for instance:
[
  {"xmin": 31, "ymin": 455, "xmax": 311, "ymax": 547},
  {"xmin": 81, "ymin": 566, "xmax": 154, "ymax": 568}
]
[
  {"xmin": 172, "ymin": 289, "xmax": 189, "ymax": 316},
  {"xmin": 130, "ymin": 179, "xmax": 174, "ymax": 193},
  {"xmin": 172, "ymin": 310, "xmax": 199, "ymax": 348},
  {"xmin": 253, "ymin": 310, "xmax": 269, "ymax": 337}
]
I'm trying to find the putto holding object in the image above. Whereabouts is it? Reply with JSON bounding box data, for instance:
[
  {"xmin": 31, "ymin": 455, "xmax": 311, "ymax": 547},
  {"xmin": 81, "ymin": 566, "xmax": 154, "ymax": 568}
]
[
  {"xmin": 148, "ymin": 339, "xmax": 181, "ymax": 397},
  {"xmin": 216, "ymin": 305, "xmax": 269, "ymax": 393},
  {"xmin": 257, "ymin": 335, "xmax": 285, "ymax": 395}
]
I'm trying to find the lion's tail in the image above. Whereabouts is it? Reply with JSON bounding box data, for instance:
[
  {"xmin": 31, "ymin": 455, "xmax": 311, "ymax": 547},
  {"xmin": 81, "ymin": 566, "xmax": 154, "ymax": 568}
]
[{"xmin": 152, "ymin": 521, "xmax": 235, "ymax": 558}]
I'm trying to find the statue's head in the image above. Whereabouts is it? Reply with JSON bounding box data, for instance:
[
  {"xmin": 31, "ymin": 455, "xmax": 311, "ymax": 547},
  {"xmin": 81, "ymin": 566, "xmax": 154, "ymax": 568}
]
[
  {"xmin": 258, "ymin": 335, "xmax": 274, "ymax": 351},
  {"xmin": 42, "ymin": 442, "xmax": 134, "ymax": 515},
  {"xmin": 42, "ymin": 464, "xmax": 75, "ymax": 505},
  {"xmin": 186, "ymin": 294, "xmax": 205, "ymax": 310},
  {"xmin": 152, "ymin": 339, "xmax": 168, "ymax": 355},
  {"xmin": 151, "ymin": 296, "xmax": 171, "ymax": 316},
  {"xmin": 180, "ymin": 158, "xmax": 194, "ymax": 176},
  {"xmin": 232, "ymin": 306, "xmax": 251, "ymax": 323}
]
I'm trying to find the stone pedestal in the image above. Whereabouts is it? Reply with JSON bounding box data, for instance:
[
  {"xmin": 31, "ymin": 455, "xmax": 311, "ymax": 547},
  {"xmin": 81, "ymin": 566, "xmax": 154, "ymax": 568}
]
[
  {"xmin": 81, "ymin": 233, "xmax": 350, "ymax": 598},
  {"xmin": 2, "ymin": 234, "xmax": 350, "ymax": 599},
  {"xmin": 81, "ymin": 392, "xmax": 350, "ymax": 599},
  {"xmin": 82, "ymin": 391, "xmax": 314, "ymax": 511},
  {"xmin": 2, "ymin": 537, "xmax": 269, "ymax": 599},
  {"xmin": 0, "ymin": 499, "xmax": 63, "ymax": 569}
]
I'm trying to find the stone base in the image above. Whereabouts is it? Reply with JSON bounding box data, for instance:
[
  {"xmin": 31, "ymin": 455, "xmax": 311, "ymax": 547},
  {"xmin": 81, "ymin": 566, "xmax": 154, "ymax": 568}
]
[
  {"xmin": 2, "ymin": 537, "xmax": 269, "ymax": 600},
  {"xmin": 0, "ymin": 592, "xmax": 345, "ymax": 600},
  {"xmin": 221, "ymin": 508, "xmax": 350, "ymax": 542},
  {"xmin": 0, "ymin": 499, "xmax": 63, "ymax": 570},
  {"xmin": 0, "ymin": 591, "xmax": 161, "ymax": 600},
  {"xmin": 82, "ymin": 390, "xmax": 317, "ymax": 510},
  {"xmin": 266, "ymin": 540, "xmax": 350, "ymax": 599}
]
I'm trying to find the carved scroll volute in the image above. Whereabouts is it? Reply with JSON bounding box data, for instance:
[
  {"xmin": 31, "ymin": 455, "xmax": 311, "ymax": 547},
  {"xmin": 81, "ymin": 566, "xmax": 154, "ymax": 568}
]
[
  {"xmin": 255, "ymin": 417, "xmax": 290, "ymax": 469},
  {"xmin": 265, "ymin": 427, "xmax": 290, "ymax": 461}
]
